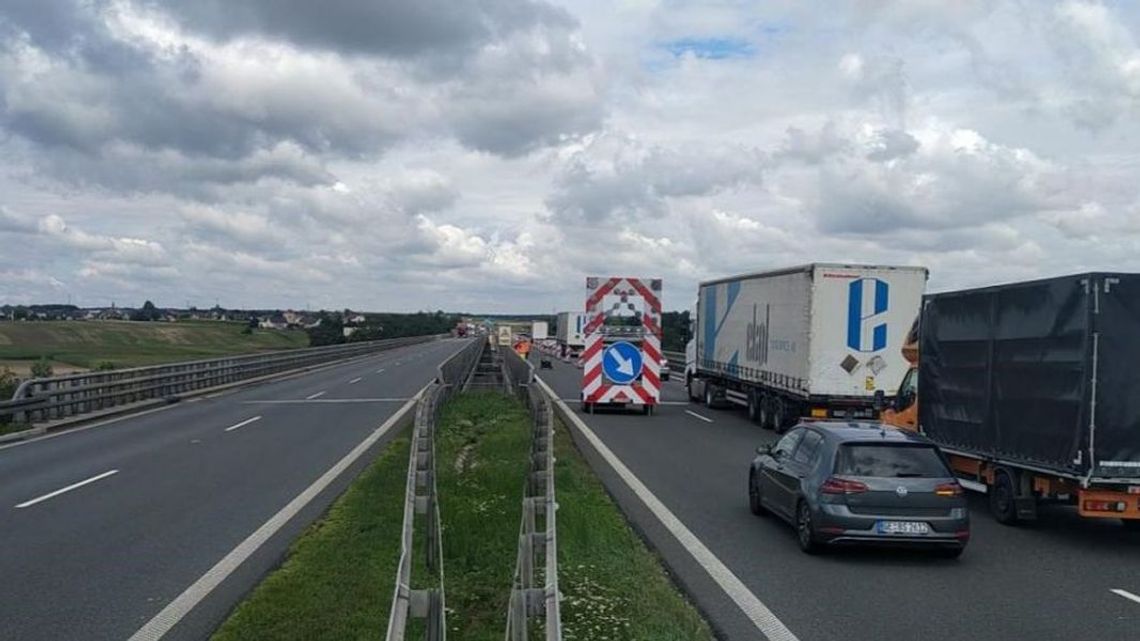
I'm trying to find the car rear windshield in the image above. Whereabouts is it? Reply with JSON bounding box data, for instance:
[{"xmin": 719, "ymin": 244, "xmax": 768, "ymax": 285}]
[{"xmin": 835, "ymin": 444, "xmax": 950, "ymax": 478}]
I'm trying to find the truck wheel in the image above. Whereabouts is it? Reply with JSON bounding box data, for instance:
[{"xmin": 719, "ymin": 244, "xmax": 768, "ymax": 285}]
[
  {"xmin": 747, "ymin": 391, "xmax": 761, "ymax": 425},
  {"xmin": 705, "ymin": 384, "xmax": 717, "ymax": 409},
  {"xmin": 686, "ymin": 375, "xmax": 700, "ymax": 402},
  {"xmin": 758, "ymin": 395, "xmax": 774, "ymax": 431},
  {"xmin": 990, "ymin": 469, "xmax": 1020, "ymax": 525},
  {"xmin": 772, "ymin": 398, "xmax": 789, "ymax": 434}
]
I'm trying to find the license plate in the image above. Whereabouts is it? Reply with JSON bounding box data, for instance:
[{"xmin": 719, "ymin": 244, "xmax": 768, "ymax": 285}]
[{"xmin": 876, "ymin": 521, "xmax": 930, "ymax": 535}]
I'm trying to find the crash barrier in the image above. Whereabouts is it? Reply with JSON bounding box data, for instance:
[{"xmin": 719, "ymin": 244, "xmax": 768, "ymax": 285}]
[
  {"xmin": 2, "ymin": 335, "xmax": 444, "ymax": 426},
  {"xmin": 663, "ymin": 350, "xmax": 685, "ymax": 373},
  {"xmin": 502, "ymin": 348, "xmax": 562, "ymax": 641},
  {"xmin": 386, "ymin": 339, "xmax": 481, "ymax": 641}
]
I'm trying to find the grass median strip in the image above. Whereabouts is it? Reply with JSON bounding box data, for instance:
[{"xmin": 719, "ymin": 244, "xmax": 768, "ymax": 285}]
[{"xmin": 210, "ymin": 436, "xmax": 409, "ymax": 641}]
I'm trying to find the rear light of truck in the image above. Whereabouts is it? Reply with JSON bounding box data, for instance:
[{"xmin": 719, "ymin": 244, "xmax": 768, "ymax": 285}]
[
  {"xmin": 934, "ymin": 482, "xmax": 963, "ymax": 497},
  {"xmin": 810, "ymin": 407, "xmax": 828, "ymax": 418},
  {"xmin": 821, "ymin": 477, "xmax": 869, "ymax": 495},
  {"xmin": 1083, "ymin": 499, "xmax": 1127, "ymax": 513}
]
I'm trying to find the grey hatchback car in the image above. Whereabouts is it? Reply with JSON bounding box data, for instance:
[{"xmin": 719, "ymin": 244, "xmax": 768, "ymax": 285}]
[{"xmin": 749, "ymin": 421, "xmax": 970, "ymax": 557}]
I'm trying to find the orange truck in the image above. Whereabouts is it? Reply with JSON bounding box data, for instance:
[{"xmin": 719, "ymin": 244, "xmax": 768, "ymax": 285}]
[{"xmin": 880, "ymin": 272, "xmax": 1140, "ymax": 528}]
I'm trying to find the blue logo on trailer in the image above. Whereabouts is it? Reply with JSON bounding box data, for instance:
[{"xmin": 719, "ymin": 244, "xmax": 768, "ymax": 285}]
[
  {"xmin": 847, "ymin": 278, "xmax": 889, "ymax": 352},
  {"xmin": 603, "ymin": 341, "xmax": 643, "ymax": 385}
]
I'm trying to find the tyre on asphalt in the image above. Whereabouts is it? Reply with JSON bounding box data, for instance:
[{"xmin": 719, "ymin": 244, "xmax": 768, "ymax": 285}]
[
  {"xmin": 747, "ymin": 390, "xmax": 761, "ymax": 425},
  {"xmin": 705, "ymin": 384, "xmax": 717, "ymax": 409},
  {"xmin": 749, "ymin": 471, "xmax": 768, "ymax": 516},
  {"xmin": 796, "ymin": 500, "xmax": 820, "ymax": 554},
  {"xmin": 989, "ymin": 469, "xmax": 1020, "ymax": 525}
]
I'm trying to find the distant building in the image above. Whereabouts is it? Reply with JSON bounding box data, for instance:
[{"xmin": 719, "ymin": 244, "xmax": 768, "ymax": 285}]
[{"xmin": 259, "ymin": 314, "xmax": 288, "ymax": 330}]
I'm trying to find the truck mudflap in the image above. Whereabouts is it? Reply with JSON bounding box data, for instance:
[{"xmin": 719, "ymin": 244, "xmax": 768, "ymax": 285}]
[{"xmin": 1078, "ymin": 487, "xmax": 1140, "ymax": 519}]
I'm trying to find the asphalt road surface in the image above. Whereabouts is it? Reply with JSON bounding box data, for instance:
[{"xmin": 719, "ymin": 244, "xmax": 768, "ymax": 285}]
[
  {"xmin": 538, "ymin": 358, "xmax": 1140, "ymax": 641},
  {"xmin": 0, "ymin": 338, "xmax": 466, "ymax": 641}
]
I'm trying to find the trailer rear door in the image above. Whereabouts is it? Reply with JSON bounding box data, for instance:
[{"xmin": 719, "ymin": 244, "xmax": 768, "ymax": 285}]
[{"xmin": 1091, "ymin": 274, "xmax": 1140, "ymax": 479}]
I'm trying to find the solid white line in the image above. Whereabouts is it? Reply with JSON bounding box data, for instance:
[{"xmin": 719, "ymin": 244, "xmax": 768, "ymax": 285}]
[
  {"xmin": 685, "ymin": 410, "xmax": 714, "ymax": 423},
  {"xmin": 1112, "ymin": 589, "xmax": 1140, "ymax": 605},
  {"xmin": 243, "ymin": 398, "xmax": 411, "ymax": 405},
  {"xmin": 305, "ymin": 391, "xmax": 326, "ymax": 400},
  {"xmin": 536, "ymin": 377, "xmax": 800, "ymax": 641},
  {"xmin": 348, "ymin": 377, "xmax": 363, "ymax": 384},
  {"xmin": 15, "ymin": 469, "xmax": 120, "ymax": 509},
  {"xmin": 224, "ymin": 416, "xmax": 262, "ymax": 432},
  {"xmin": 126, "ymin": 390, "xmax": 425, "ymax": 641},
  {"xmin": 376, "ymin": 368, "xmax": 385, "ymax": 374}
]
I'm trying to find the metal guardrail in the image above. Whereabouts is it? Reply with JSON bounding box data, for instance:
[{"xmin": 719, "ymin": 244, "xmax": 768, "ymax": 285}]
[
  {"xmin": 1, "ymin": 335, "xmax": 442, "ymax": 426},
  {"xmin": 663, "ymin": 350, "xmax": 686, "ymax": 372},
  {"xmin": 502, "ymin": 348, "xmax": 561, "ymax": 641},
  {"xmin": 386, "ymin": 337, "xmax": 482, "ymax": 641}
]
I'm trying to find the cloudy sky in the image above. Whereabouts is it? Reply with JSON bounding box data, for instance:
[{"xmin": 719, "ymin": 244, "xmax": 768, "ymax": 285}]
[{"xmin": 1, "ymin": 0, "xmax": 1138, "ymax": 313}]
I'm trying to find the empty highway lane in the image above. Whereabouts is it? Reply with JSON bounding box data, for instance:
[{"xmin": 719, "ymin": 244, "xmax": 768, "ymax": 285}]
[{"xmin": 0, "ymin": 338, "xmax": 467, "ymax": 641}]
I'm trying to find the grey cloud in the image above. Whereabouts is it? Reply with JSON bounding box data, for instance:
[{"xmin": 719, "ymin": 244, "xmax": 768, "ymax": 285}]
[
  {"xmin": 547, "ymin": 133, "xmax": 767, "ymax": 221},
  {"xmin": 142, "ymin": 0, "xmax": 575, "ymax": 59},
  {"xmin": 777, "ymin": 122, "xmax": 849, "ymax": 164},
  {"xmin": 866, "ymin": 129, "xmax": 919, "ymax": 162}
]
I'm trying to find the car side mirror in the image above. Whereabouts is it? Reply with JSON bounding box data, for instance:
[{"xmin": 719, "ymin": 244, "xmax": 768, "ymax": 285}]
[
  {"xmin": 873, "ymin": 389, "xmax": 886, "ymax": 412},
  {"xmin": 756, "ymin": 444, "xmax": 772, "ymax": 456}
]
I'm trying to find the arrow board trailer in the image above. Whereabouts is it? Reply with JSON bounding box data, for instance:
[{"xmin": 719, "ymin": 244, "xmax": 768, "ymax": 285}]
[
  {"xmin": 581, "ymin": 277, "xmax": 663, "ymax": 415},
  {"xmin": 686, "ymin": 263, "xmax": 926, "ymax": 431}
]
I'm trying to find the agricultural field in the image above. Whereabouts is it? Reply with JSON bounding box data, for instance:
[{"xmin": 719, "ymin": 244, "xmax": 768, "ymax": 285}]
[{"xmin": 0, "ymin": 321, "xmax": 309, "ymax": 374}]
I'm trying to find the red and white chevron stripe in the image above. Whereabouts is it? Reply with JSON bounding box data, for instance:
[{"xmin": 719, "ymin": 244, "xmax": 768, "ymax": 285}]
[{"xmin": 581, "ymin": 276, "xmax": 663, "ymax": 406}]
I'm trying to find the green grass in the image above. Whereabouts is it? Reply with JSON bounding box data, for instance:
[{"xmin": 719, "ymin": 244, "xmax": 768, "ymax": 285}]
[
  {"xmin": 0, "ymin": 320, "xmax": 308, "ymax": 369},
  {"xmin": 554, "ymin": 418, "xmax": 715, "ymax": 641},
  {"xmin": 210, "ymin": 437, "xmax": 410, "ymax": 641},
  {"xmin": 436, "ymin": 391, "xmax": 533, "ymax": 640}
]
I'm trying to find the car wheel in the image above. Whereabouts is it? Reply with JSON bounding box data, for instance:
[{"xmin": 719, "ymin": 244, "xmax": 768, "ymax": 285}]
[
  {"xmin": 989, "ymin": 469, "xmax": 1019, "ymax": 525},
  {"xmin": 795, "ymin": 501, "xmax": 820, "ymax": 554},
  {"xmin": 934, "ymin": 546, "xmax": 965, "ymax": 559},
  {"xmin": 749, "ymin": 471, "xmax": 768, "ymax": 516}
]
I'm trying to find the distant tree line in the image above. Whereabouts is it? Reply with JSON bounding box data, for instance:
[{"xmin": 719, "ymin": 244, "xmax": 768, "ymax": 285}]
[
  {"xmin": 661, "ymin": 310, "xmax": 691, "ymax": 353},
  {"xmin": 306, "ymin": 311, "xmax": 463, "ymax": 347}
]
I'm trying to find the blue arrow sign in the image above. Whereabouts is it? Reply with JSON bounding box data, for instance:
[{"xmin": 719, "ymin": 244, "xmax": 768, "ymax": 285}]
[{"xmin": 602, "ymin": 341, "xmax": 643, "ymax": 385}]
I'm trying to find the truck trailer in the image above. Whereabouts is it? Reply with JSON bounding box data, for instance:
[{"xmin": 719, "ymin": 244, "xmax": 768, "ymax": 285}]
[
  {"xmin": 685, "ymin": 263, "xmax": 927, "ymax": 431},
  {"xmin": 555, "ymin": 311, "xmax": 589, "ymax": 358},
  {"xmin": 881, "ymin": 272, "xmax": 1140, "ymax": 527}
]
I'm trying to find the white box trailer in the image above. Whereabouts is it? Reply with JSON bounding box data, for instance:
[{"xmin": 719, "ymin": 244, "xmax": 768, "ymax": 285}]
[
  {"xmin": 555, "ymin": 312, "xmax": 589, "ymax": 355},
  {"xmin": 531, "ymin": 321, "xmax": 549, "ymax": 341},
  {"xmin": 685, "ymin": 263, "xmax": 926, "ymax": 431}
]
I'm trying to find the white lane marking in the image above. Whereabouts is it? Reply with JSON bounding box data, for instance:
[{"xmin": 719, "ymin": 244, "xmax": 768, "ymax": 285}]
[
  {"xmin": 15, "ymin": 469, "xmax": 120, "ymax": 509},
  {"xmin": 243, "ymin": 398, "xmax": 411, "ymax": 405},
  {"xmin": 127, "ymin": 389, "xmax": 425, "ymax": 641},
  {"xmin": 305, "ymin": 391, "xmax": 326, "ymax": 400},
  {"xmin": 376, "ymin": 368, "xmax": 385, "ymax": 374},
  {"xmin": 224, "ymin": 416, "xmax": 262, "ymax": 433},
  {"xmin": 685, "ymin": 410, "xmax": 714, "ymax": 423},
  {"xmin": 348, "ymin": 377, "xmax": 363, "ymax": 385},
  {"xmin": 1112, "ymin": 589, "xmax": 1140, "ymax": 605},
  {"xmin": 536, "ymin": 377, "xmax": 800, "ymax": 641}
]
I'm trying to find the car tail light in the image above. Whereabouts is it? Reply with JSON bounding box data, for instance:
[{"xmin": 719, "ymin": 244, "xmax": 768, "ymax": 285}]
[
  {"xmin": 934, "ymin": 482, "xmax": 963, "ymax": 497},
  {"xmin": 821, "ymin": 477, "xmax": 869, "ymax": 495},
  {"xmin": 1084, "ymin": 500, "xmax": 1126, "ymax": 512}
]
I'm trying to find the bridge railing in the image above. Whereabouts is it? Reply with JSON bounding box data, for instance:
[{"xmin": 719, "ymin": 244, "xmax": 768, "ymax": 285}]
[
  {"xmin": 502, "ymin": 347, "xmax": 561, "ymax": 641},
  {"xmin": 1, "ymin": 335, "xmax": 442, "ymax": 427},
  {"xmin": 386, "ymin": 338, "xmax": 482, "ymax": 641}
]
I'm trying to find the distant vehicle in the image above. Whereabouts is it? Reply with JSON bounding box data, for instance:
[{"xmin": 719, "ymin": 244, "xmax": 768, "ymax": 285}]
[
  {"xmin": 555, "ymin": 311, "xmax": 589, "ymax": 358},
  {"xmin": 685, "ymin": 263, "xmax": 927, "ymax": 432},
  {"xmin": 531, "ymin": 320, "xmax": 549, "ymax": 341},
  {"xmin": 749, "ymin": 421, "xmax": 969, "ymax": 557},
  {"xmin": 659, "ymin": 357, "xmax": 670, "ymax": 381},
  {"xmin": 879, "ymin": 272, "xmax": 1140, "ymax": 528}
]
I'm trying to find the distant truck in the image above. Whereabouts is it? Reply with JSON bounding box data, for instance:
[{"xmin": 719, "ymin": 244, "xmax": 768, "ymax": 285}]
[
  {"xmin": 685, "ymin": 263, "xmax": 927, "ymax": 431},
  {"xmin": 880, "ymin": 272, "xmax": 1140, "ymax": 527},
  {"xmin": 531, "ymin": 320, "xmax": 549, "ymax": 341},
  {"xmin": 555, "ymin": 311, "xmax": 589, "ymax": 358}
]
